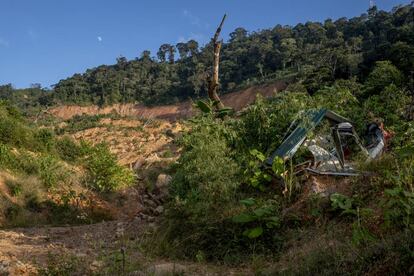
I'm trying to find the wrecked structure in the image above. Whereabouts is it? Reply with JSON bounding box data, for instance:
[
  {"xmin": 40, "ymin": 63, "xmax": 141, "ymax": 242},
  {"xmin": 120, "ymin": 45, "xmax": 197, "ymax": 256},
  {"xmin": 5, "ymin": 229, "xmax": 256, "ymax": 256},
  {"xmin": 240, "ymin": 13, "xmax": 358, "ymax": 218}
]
[{"xmin": 265, "ymin": 108, "xmax": 388, "ymax": 176}]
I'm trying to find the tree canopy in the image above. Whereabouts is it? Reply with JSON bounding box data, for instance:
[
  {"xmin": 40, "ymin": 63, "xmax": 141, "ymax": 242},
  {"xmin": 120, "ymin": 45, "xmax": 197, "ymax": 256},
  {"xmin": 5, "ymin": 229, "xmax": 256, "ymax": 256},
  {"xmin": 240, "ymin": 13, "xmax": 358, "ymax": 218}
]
[{"xmin": 1, "ymin": 3, "xmax": 413, "ymax": 107}]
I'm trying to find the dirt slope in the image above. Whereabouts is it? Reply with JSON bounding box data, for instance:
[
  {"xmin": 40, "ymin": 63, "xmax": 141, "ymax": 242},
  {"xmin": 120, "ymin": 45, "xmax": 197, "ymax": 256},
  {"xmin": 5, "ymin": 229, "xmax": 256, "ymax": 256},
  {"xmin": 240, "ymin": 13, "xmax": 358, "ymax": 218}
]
[{"xmin": 49, "ymin": 81, "xmax": 286, "ymax": 120}]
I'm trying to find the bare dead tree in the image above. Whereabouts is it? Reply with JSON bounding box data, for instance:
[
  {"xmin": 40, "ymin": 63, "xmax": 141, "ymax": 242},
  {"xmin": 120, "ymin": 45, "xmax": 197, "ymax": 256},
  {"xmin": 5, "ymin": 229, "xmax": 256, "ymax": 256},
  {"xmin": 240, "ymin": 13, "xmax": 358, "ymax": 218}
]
[{"xmin": 207, "ymin": 14, "xmax": 226, "ymax": 110}]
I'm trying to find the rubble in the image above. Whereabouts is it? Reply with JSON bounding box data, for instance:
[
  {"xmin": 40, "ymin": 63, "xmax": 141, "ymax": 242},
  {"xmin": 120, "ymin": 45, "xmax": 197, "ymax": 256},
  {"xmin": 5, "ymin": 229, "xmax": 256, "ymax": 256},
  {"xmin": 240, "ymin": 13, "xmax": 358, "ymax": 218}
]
[{"xmin": 266, "ymin": 108, "xmax": 388, "ymax": 177}]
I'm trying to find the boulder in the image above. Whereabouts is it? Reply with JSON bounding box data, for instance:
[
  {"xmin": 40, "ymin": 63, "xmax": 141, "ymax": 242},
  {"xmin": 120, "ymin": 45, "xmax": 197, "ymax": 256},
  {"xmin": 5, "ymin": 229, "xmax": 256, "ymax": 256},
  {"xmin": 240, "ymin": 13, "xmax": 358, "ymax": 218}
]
[
  {"xmin": 145, "ymin": 263, "xmax": 186, "ymax": 276},
  {"xmin": 155, "ymin": 174, "xmax": 172, "ymax": 190},
  {"xmin": 133, "ymin": 157, "xmax": 146, "ymax": 170},
  {"xmin": 154, "ymin": 206, "xmax": 164, "ymax": 215}
]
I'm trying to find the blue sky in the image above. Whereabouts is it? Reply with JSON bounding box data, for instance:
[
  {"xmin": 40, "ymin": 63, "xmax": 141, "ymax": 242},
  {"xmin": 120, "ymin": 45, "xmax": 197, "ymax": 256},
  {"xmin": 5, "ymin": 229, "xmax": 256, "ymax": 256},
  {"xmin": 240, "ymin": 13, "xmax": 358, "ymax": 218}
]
[{"xmin": 0, "ymin": 0, "xmax": 411, "ymax": 88}]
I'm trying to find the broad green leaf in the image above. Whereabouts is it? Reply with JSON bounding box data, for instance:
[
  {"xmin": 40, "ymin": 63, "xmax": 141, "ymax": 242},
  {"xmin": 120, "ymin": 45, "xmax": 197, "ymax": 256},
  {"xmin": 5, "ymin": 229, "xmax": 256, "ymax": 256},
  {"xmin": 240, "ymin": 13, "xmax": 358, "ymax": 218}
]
[
  {"xmin": 263, "ymin": 174, "xmax": 272, "ymax": 181},
  {"xmin": 244, "ymin": 227, "xmax": 263, "ymax": 238},
  {"xmin": 272, "ymin": 156, "xmax": 285, "ymax": 176},
  {"xmin": 232, "ymin": 213, "xmax": 256, "ymax": 223},
  {"xmin": 250, "ymin": 149, "xmax": 266, "ymax": 162},
  {"xmin": 195, "ymin": 100, "xmax": 212, "ymax": 113},
  {"xmin": 240, "ymin": 198, "xmax": 256, "ymax": 206},
  {"xmin": 253, "ymin": 207, "xmax": 272, "ymax": 217}
]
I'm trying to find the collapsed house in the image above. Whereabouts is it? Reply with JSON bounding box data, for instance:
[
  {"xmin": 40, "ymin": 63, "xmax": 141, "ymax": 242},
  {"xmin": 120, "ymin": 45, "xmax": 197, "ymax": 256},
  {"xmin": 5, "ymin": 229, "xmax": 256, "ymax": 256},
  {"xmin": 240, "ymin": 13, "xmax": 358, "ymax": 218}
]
[{"xmin": 265, "ymin": 108, "xmax": 388, "ymax": 176}]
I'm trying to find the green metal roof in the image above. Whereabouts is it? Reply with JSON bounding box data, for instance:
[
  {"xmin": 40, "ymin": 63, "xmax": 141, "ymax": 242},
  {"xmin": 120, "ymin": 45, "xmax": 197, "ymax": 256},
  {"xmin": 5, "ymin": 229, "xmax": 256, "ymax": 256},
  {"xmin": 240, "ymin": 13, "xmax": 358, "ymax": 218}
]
[{"xmin": 265, "ymin": 108, "xmax": 350, "ymax": 166}]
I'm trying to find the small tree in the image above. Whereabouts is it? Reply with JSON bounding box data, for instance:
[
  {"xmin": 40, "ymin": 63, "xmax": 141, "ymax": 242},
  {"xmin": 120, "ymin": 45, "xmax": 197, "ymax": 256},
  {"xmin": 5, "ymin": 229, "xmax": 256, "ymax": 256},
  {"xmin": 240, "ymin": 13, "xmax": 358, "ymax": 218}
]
[{"xmin": 364, "ymin": 60, "xmax": 403, "ymax": 96}]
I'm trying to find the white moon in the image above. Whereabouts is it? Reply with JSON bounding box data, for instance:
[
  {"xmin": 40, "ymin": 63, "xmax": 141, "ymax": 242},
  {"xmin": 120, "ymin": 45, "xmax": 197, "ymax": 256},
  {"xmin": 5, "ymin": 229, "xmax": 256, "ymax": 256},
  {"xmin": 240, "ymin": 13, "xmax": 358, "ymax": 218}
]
[{"xmin": 97, "ymin": 36, "xmax": 102, "ymax": 42}]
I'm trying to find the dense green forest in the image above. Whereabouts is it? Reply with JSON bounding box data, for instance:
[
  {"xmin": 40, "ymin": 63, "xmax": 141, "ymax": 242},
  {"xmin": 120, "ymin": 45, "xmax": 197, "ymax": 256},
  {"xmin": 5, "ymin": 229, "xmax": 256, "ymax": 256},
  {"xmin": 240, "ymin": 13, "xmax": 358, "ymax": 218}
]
[{"xmin": 1, "ymin": 4, "xmax": 413, "ymax": 108}]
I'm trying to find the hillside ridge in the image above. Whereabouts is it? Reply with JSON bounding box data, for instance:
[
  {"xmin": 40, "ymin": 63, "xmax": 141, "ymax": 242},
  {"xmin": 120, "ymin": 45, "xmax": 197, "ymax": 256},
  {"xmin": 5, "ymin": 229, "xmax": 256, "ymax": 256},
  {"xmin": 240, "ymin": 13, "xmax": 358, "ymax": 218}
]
[{"xmin": 49, "ymin": 81, "xmax": 286, "ymax": 120}]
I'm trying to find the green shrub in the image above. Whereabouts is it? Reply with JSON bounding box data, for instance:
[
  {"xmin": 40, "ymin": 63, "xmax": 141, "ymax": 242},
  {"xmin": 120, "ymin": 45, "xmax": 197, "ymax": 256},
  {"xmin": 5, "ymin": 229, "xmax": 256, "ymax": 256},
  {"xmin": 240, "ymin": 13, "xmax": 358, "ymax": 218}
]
[
  {"xmin": 58, "ymin": 114, "xmax": 105, "ymax": 134},
  {"xmin": 382, "ymin": 187, "xmax": 414, "ymax": 229},
  {"xmin": 38, "ymin": 155, "xmax": 66, "ymax": 189},
  {"xmin": 363, "ymin": 84, "xmax": 410, "ymax": 127},
  {"xmin": 364, "ymin": 60, "xmax": 403, "ymax": 96},
  {"xmin": 235, "ymin": 93, "xmax": 314, "ymax": 154},
  {"xmin": 232, "ymin": 198, "xmax": 281, "ymax": 239},
  {"xmin": 170, "ymin": 117, "xmax": 241, "ymax": 208},
  {"xmin": 83, "ymin": 143, "xmax": 134, "ymax": 192},
  {"xmin": 0, "ymin": 117, "xmax": 32, "ymax": 148},
  {"xmin": 5, "ymin": 179, "xmax": 22, "ymax": 196},
  {"xmin": 56, "ymin": 136, "xmax": 82, "ymax": 163},
  {"xmin": 34, "ymin": 128, "xmax": 56, "ymax": 152},
  {"xmin": 0, "ymin": 143, "xmax": 14, "ymax": 168}
]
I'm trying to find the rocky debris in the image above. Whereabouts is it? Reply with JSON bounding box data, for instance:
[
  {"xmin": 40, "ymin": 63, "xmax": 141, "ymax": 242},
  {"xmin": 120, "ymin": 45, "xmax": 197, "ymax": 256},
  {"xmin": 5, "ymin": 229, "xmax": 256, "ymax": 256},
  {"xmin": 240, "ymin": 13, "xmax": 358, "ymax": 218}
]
[
  {"xmin": 0, "ymin": 259, "xmax": 9, "ymax": 275},
  {"xmin": 133, "ymin": 157, "xmax": 146, "ymax": 170},
  {"xmin": 89, "ymin": 260, "xmax": 104, "ymax": 273},
  {"xmin": 155, "ymin": 174, "xmax": 172, "ymax": 191},
  {"xmin": 0, "ymin": 256, "xmax": 37, "ymax": 276},
  {"xmin": 154, "ymin": 206, "xmax": 164, "ymax": 215},
  {"xmin": 133, "ymin": 174, "xmax": 171, "ymax": 223},
  {"xmin": 131, "ymin": 263, "xmax": 187, "ymax": 276}
]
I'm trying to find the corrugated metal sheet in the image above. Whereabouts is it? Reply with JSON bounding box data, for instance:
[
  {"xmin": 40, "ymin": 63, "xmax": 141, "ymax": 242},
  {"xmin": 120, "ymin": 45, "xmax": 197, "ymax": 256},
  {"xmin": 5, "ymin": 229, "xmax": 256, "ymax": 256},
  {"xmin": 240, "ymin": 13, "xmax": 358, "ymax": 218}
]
[{"xmin": 265, "ymin": 109, "xmax": 351, "ymax": 166}]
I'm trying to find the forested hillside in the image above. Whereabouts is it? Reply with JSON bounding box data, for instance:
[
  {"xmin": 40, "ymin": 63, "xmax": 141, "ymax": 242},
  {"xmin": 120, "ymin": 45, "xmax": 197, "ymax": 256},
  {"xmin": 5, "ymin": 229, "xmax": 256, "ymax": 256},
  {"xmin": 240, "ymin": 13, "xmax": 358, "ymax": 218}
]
[
  {"xmin": 1, "ymin": 3, "xmax": 414, "ymax": 274},
  {"xmin": 1, "ymin": 4, "xmax": 413, "ymax": 108}
]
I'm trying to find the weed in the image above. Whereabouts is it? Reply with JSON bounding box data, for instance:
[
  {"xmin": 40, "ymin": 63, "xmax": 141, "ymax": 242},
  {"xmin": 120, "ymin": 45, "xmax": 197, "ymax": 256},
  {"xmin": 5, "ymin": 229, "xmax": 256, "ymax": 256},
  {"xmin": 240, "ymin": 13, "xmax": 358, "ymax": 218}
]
[
  {"xmin": 83, "ymin": 143, "xmax": 135, "ymax": 192},
  {"xmin": 38, "ymin": 253, "xmax": 88, "ymax": 276},
  {"xmin": 5, "ymin": 179, "xmax": 22, "ymax": 196},
  {"xmin": 232, "ymin": 198, "xmax": 281, "ymax": 239},
  {"xmin": 382, "ymin": 187, "xmax": 414, "ymax": 229}
]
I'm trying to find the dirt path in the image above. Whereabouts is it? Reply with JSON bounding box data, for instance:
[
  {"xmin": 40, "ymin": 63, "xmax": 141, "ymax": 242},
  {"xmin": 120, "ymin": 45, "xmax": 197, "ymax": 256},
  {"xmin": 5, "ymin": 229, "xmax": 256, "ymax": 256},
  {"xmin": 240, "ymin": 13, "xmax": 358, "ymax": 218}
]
[{"xmin": 0, "ymin": 219, "xmax": 251, "ymax": 275}]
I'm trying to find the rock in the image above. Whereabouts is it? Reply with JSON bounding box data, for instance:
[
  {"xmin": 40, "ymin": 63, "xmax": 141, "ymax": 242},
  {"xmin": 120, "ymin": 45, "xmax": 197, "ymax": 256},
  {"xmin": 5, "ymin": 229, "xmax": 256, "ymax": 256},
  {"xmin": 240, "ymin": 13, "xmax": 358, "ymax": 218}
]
[
  {"xmin": 155, "ymin": 174, "xmax": 172, "ymax": 190},
  {"xmin": 0, "ymin": 260, "xmax": 10, "ymax": 274},
  {"xmin": 143, "ymin": 199, "xmax": 157, "ymax": 208},
  {"xmin": 154, "ymin": 206, "xmax": 164, "ymax": 215},
  {"xmin": 145, "ymin": 263, "xmax": 187, "ymax": 276},
  {"xmin": 133, "ymin": 157, "xmax": 146, "ymax": 170},
  {"xmin": 90, "ymin": 260, "xmax": 104, "ymax": 272},
  {"xmin": 165, "ymin": 129, "xmax": 175, "ymax": 138}
]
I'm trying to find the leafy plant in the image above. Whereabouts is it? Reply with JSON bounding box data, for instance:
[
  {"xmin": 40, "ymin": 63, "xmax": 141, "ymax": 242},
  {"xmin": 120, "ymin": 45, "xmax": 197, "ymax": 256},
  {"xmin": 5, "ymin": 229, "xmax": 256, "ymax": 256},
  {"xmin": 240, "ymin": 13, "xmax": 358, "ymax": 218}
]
[
  {"xmin": 5, "ymin": 179, "xmax": 22, "ymax": 196},
  {"xmin": 244, "ymin": 149, "xmax": 271, "ymax": 191},
  {"xmin": 83, "ymin": 143, "xmax": 134, "ymax": 192},
  {"xmin": 382, "ymin": 187, "xmax": 414, "ymax": 229},
  {"xmin": 351, "ymin": 207, "xmax": 376, "ymax": 246},
  {"xmin": 194, "ymin": 99, "xmax": 234, "ymax": 118},
  {"xmin": 330, "ymin": 193, "xmax": 356, "ymax": 216},
  {"xmin": 38, "ymin": 155, "xmax": 65, "ymax": 189},
  {"xmin": 232, "ymin": 198, "xmax": 280, "ymax": 239},
  {"xmin": 244, "ymin": 149, "xmax": 285, "ymax": 191},
  {"xmin": 56, "ymin": 136, "xmax": 83, "ymax": 163}
]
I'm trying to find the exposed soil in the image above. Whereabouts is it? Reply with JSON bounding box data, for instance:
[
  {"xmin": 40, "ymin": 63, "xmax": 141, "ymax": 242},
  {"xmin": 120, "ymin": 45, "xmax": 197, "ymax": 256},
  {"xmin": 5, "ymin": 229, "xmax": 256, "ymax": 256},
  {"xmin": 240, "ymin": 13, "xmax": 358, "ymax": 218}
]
[
  {"xmin": 71, "ymin": 118, "xmax": 183, "ymax": 167},
  {"xmin": 49, "ymin": 81, "xmax": 286, "ymax": 120},
  {"xmin": 0, "ymin": 82, "xmax": 288, "ymax": 275}
]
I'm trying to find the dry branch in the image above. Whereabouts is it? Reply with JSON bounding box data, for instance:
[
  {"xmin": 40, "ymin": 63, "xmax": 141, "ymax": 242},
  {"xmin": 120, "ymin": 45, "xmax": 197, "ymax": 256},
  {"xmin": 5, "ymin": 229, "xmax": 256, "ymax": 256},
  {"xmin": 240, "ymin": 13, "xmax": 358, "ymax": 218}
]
[{"xmin": 208, "ymin": 14, "xmax": 227, "ymax": 110}]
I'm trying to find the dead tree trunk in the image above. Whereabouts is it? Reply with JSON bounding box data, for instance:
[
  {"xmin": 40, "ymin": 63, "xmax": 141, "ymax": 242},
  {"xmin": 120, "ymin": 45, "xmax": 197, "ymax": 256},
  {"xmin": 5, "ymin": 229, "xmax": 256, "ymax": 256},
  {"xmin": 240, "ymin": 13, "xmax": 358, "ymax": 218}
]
[{"xmin": 208, "ymin": 14, "xmax": 226, "ymax": 110}]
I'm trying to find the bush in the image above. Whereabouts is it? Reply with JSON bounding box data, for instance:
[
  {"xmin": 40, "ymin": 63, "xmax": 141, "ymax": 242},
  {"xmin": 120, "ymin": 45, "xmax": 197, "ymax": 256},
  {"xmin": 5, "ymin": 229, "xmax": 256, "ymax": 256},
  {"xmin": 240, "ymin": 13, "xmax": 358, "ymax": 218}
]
[
  {"xmin": 56, "ymin": 136, "xmax": 82, "ymax": 163},
  {"xmin": 235, "ymin": 92, "xmax": 314, "ymax": 155},
  {"xmin": 364, "ymin": 60, "xmax": 403, "ymax": 96},
  {"xmin": 34, "ymin": 128, "xmax": 56, "ymax": 152},
  {"xmin": 171, "ymin": 117, "xmax": 241, "ymax": 207},
  {"xmin": 83, "ymin": 143, "xmax": 134, "ymax": 192},
  {"xmin": 0, "ymin": 117, "xmax": 32, "ymax": 148},
  {"xmin": 38, "ymin": 155, "xmax": 67, "ymax": 189},
  {"xmin": 363, "ymin": 84, "xmax": 410, "ymax": 127}
]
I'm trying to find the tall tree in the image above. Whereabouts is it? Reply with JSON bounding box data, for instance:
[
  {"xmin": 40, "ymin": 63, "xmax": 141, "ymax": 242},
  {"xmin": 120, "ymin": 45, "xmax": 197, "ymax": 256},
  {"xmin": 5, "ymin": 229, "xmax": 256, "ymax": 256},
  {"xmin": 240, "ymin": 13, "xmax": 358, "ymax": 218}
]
[
  {"xmin": 207, "ymin": 14, "xmax": 227, "ymax": 110},
  {"xmin": 176, "ymin": 42, "xmax": 189, "ymax": 59}
]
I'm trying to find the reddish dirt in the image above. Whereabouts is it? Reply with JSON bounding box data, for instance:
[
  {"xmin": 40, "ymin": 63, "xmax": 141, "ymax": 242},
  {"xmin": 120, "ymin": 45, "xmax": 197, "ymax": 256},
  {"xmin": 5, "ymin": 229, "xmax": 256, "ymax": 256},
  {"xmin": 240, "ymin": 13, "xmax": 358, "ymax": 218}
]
[{"xmin": 49, "ymin": 81, "xmax": 286, "ymax": 120}]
